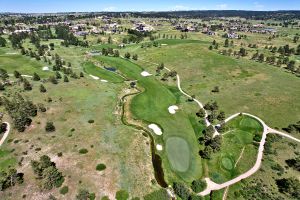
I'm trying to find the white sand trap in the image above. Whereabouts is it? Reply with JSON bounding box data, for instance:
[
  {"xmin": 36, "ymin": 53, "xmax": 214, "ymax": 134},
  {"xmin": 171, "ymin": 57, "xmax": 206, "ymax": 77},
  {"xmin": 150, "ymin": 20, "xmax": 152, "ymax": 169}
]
[
  {"xmin": 141, "ymin": 71, "xmax": 152, "ymax": 77},
  {"xmin": 148, "ymin": 124, "xmax": 162, "ymax": 135},
  {"xmin": 101, "ymin": 79, "xmax": 108, "ymax": 82},
  {"xmin": 89, "ymin": 74, "xmax": 99, "ymax": 80},
  {"xmin": 156, "ymin": 144, "xmax": 163, "ymax": 151},
  {"xmin": 21, "ymin": 75, "xmax": 33, "ymax": 78},
  {"xmin": 6, "ymin": 52, "xmax": 18, "ymax": 55},
  {"xmin": 42, "ymin": 66, "xmax": 49, "ymax": 71},
  {"xmin": 161, "ymin": 44, "xmax": 168, "ymax": 46},
  {"xmin": 168, "ymin": 105, "xmax": 179, "ymax": 114}
]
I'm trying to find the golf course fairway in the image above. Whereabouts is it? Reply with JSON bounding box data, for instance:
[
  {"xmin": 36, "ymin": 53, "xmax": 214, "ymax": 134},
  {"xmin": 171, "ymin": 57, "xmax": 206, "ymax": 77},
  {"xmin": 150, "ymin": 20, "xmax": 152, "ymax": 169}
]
[{"xmin": 93, "ymin": 56, "xmax": 202, "ymax": 182}]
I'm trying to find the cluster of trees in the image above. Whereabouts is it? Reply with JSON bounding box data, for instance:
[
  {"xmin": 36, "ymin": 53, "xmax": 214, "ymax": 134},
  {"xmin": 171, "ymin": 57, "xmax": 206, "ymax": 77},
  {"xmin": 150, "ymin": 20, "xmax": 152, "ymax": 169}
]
[
  {"xmin": 76, "ymin": 189, "xmax": 96, "ymax": 200},
  {"xmin": 173, "ymin": 182, "xmax": 204, "ymax": 200},
  {"xmin": 282, "ymin": 121, "xmax": 300, "ymax": 134},
  {"xmin": 0, "ymin": 94, "xmax": 37, "ymax": 132},
  {"xmin": 154, "ymin": 63, "xmax": 176, "ymax": 81},
  {"xmin": 31, "ymin": 155, "xmax": 64, "ymax": 190},
  {"xmin": 203, "ymin": 101, "xmax": 225, "ymax": 124},
  {"xmin": 161, "ymin": 70, "xmax": 177, "ymax": 81},
  {"xmin": 8, "ymin": 32, "xmax": 28, "ymax": 48},
  {"xmin": 276, "ymin": 177, "xmax": 300, "ymax": 199},
  {"xmin": 285, "ymin": 156, "xmax": 300, "ymax": 171},
  {"xmin": 0, "ymin": 168, "xmax": 24, "ymax": 191},
  {"xmin": 124, "ymin": 52, "xmax": 138, "ymax": 60},
  {"xmin": 127, "ymin": 29, "xmax": 152, "ymax": 43},
  {"xmin": 199, "ymin": 125, "xmax": 222, "ymax": 159},
  {"xmin": 55, "ymin": 25, "xmax": 88, "ymax": 47},
  {"xmin": 101, "ymin": 47, "xmax": 120, "ymax": 57},
  {"xmin": 141, "ymin": 41, "xmax": 160, "ymax": 48},
  {"xmin": 0, "ymin": 36, "xmax": 7, "ymax": 47}
]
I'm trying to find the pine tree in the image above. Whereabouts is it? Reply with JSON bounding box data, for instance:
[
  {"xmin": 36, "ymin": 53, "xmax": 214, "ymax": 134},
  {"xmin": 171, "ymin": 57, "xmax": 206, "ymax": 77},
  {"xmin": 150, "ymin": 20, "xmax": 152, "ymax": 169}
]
[
  {"xmin": 33, "ymin": 73, "xmax": 40, "ymax": 81},
  {"xmin": 40, "ymin": 84, "xmax": 47, "ymax": 93},
  {"xmin": 63, "ymin": 75, "xmax": 69, "ymax": 82}
]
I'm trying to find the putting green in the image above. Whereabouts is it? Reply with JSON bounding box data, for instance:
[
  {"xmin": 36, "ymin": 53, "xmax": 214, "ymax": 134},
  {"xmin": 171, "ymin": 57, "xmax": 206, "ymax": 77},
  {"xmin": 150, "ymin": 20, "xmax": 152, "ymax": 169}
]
[
  {"xmin": 166, "ymin": 137, "xmax": 190, "ymax": 172},
  {"xmin": 221, "ymin": 157, "xmax": 233, "ymax": 170}
]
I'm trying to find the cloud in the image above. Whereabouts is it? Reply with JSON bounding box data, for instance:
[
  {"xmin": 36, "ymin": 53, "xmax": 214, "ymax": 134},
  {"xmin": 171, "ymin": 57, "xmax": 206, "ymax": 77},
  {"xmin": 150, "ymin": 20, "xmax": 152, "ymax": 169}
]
[
  {"xmin": 254, "ymin": 2, "xmax": 264, "ymax": 10},
  {"xmin": 171, "ymin": 5, "xmax": 189, "ymax": 11},
  {"xmin": 216, "ymin": 4, "xmax": 228, "ymax": 10},
  {"xmin": 103, "ymin": 6, "xmax": 117, "ymax": 12}
]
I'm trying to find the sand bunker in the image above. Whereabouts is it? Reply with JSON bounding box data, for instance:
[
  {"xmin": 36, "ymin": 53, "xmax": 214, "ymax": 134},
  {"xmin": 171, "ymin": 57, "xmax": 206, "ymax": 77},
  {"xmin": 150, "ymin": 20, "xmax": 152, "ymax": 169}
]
[
  {"xmin": 101, "ymin": 79, "xmax": 108, "ymax": 82},
  {"xmin": 148, "ymin": 124, "xmax": 162, "ymax": 135},
  {"xmin": 89, "ymin": 75, "xmax": 99, "ymax": 80},
  {"xmin": 168, "ymin": 105, "xmax": 179, "ymax": 114},
  {"xmin": 141, "ymin": 71, "xmax": 152, "ymax": 77},
  {"xmin": 43, "ymin": 66, "xmax": 49, "ymax": 71},
  {"xmin": 156, "ymin": 144, "xmax": 163, "ymax": 151}
]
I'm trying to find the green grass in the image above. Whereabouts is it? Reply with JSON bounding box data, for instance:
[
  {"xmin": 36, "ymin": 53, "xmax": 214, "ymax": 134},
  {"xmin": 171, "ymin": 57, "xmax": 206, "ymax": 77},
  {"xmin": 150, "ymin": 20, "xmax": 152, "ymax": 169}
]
[
  {"xmin": 128, "ymin": 41, "xmax": 300, "ymax": 129},
  {"xmin": 93, "ymin": 56, "xmax": 202, "ymax": 182},
  {"xmin": 207, "ymin": 115, "xmax": 263, "ymax": 184},
  {"xmin": 83, "ymin": 61, "xmax": 124, "ymax": 83},
  {"xmin": 165, "ymin": 137, "xmax": 190, "ymax": 172},
  {"xmin": 0, "ymin": 49, "xmax": 51, "ymax": 78},
  {"xmin": 0, "ymin": 149, "xmax": 17, "ymax": 171}
]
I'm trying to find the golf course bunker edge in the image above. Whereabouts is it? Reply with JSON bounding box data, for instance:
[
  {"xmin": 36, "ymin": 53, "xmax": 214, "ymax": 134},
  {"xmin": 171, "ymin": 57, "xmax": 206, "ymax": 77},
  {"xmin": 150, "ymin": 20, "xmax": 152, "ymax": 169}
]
[{"xmin": 166, "ymin": 137, "xmax": 190, "ymax": 172}]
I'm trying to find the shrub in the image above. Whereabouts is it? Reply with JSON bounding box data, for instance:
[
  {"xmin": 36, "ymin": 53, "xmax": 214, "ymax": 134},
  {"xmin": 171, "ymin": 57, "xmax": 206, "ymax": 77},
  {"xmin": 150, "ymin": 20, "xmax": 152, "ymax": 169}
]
[
  {"xmin": 79, "ymin": 148, "xmax": 88, "ymax": 154},
  {"xmin": 116, "ymin": 190, "xmax": 129, "ymax": 200},
  {"xmin": 96, "ymin": 164, "xmax": 106, "ymax": 171},
  {"xmin": 144, "ymin": 189, "xmax": 169, "ymax": 200},
  {"xmin": 57, "ymin": 152, "xmax": 63, "ymax": 157},
  {"xmin": 88, "ymin": 119, "xmax": 94, "ymax": 124},
  {"xmin": 173, "ymin": 182, "xmax": 190, "ymax": 200},
  {"xmin": 60, "ymin": 186, "xmax": 69, "ymax": 195},
  {"xmin": 191, "ymin": 179, "xmax": 207, "ymax": 193},
  {"xmin": 45, "ymin": 122, "xmax": 55, "ymax": 132}
]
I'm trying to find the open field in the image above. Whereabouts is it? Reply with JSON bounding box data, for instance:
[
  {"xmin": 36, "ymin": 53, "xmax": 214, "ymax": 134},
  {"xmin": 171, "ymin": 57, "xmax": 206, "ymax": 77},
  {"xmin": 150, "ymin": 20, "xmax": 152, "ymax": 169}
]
[
  {"xmin": 124, "ymin": 40, "xmax": 300, "ymax": 129},
  {"xmin": 0, "ymin": 76, "xmax": 157, "ymax": 199}
]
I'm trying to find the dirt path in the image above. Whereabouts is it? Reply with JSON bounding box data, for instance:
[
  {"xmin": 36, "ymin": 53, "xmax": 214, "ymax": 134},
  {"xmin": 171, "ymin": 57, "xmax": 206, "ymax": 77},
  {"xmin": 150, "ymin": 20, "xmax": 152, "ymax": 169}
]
[{"xmin": 0, "ymin": 122, "xmax": 11, "ymax": 147}]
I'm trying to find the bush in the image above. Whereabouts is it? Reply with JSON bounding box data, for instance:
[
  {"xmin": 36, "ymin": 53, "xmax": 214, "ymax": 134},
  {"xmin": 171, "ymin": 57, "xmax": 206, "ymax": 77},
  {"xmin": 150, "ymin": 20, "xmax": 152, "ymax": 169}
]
[
  {"xmin": 144, "ymin": 189, "xmax": 169, "ymax": 200},
  {"xmin": 173, "ymin": 182, "xmax": 190, "ymax": 200},
  {"xmin": 96, "ymin": 164, "xmax": 106, "ymax": 171},
  {"xmin": 191, "ymin": 179, "xmax": 207, "ymax": 193},
  {"xmin": 116, "ymin": 190, "xmax": 129, "ymax": 200},
  {"xmin": 76, "ymin": 189, "xmax": 95, "ymax": 200},
  {"xmin": 60, "ymin": 186, "xmax": 69, "ymax": 195},
  {"xmin": 88, "ymin": 119, "xmax": 94, "ymax": 124},
  {"xmin": 79, "ymin": 148, "xmax": 88, "ymax": 154},
  {"xmin": 45, "ymin": 122, "xmax": 55, "ymax": 132}
]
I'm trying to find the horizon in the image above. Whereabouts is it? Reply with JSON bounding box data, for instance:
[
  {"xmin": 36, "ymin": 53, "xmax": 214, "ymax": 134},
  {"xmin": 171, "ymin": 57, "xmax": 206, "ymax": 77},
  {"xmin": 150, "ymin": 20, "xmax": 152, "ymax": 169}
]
[{"xmin": 1, "ymin": 0, "xmax": 300, "ymax": 13}]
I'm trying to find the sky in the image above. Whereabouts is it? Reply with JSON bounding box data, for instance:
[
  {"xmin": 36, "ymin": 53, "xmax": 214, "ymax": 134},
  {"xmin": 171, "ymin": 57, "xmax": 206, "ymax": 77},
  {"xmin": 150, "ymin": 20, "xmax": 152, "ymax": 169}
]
[{"xmin": 1, "ymin": 0, "xmax": 300, "ymax": 13}]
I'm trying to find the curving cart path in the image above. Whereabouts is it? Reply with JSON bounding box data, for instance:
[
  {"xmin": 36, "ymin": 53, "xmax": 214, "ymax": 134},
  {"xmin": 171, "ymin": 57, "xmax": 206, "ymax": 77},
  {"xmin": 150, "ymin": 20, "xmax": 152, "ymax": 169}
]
[
  {"xmin": 159, "ymin": 63, "xmax": 300, "ymax": 196},
  {"xmin": 0, "ymin": 122, "xmax": 11, "ymax": 147},
  {"xmin": 123, "ymin": 57, "xmax": 300, "ymax": 196}
]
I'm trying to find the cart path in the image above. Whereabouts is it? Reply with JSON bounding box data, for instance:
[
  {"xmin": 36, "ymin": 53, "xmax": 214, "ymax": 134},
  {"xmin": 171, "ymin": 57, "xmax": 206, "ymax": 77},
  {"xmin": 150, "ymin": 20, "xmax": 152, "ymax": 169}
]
[{"xmin": 0, "ymin": 122, "xmax": 11, "ymax": 147}]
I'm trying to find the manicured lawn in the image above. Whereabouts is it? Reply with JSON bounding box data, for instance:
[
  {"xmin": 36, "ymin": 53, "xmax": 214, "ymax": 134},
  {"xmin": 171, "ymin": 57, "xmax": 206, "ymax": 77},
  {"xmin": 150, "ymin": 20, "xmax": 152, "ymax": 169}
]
[
  {"xmin": 0, "ymin": 49, "xmax": 51, "ymax": 78},
  {"xmin": 165, "ymin": 137, "xmax": 190, "ymax": 172}
]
